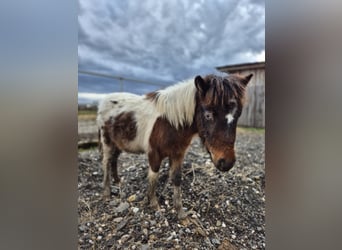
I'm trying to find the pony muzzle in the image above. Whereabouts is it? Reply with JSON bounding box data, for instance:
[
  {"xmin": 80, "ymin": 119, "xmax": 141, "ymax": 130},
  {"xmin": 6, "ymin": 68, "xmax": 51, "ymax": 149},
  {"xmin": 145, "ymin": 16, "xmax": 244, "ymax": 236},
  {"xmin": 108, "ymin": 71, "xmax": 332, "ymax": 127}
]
[{"xmin": 209, "ymin": 148, "xmax": 236, "ymax": 172}]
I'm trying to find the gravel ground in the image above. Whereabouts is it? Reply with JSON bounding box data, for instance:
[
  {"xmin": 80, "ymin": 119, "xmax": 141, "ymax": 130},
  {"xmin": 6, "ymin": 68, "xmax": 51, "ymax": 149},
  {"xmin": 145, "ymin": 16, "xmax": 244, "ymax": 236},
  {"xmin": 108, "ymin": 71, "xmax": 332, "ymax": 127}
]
[{"xmin": 78, "ymin": 128, "xmax": 265, "ymax": 249}]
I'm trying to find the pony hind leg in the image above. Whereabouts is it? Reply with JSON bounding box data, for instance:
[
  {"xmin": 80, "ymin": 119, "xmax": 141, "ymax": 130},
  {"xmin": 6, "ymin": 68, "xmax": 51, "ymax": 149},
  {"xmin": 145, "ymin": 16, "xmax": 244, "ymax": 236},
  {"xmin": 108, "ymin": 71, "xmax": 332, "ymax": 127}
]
[
  {"xmin": 102, "ymin": 144, "xmax": 121, "ymax": 199},
  {"xmin": 100, "ymin": 128, "xmax": 121, "ymax": 199},
  {"xmin": 101, "ymin": 141, "xmax": 112, "ymax": 199},
  {"xmin": 110, "ymin": 146, "xmax": 121, "ymax": 183}
]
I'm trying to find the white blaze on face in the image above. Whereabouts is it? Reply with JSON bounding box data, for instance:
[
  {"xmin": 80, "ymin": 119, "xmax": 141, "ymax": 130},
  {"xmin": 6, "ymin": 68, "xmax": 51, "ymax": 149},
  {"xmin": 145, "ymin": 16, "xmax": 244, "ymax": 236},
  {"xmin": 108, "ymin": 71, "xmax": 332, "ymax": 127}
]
[
  {"xmin": 226, "ymin": 113, "xmax": 234, "ymax": 124},
  {"xmin": 226, "ymin": 99, "xmax": 237, "ymax": 125}
]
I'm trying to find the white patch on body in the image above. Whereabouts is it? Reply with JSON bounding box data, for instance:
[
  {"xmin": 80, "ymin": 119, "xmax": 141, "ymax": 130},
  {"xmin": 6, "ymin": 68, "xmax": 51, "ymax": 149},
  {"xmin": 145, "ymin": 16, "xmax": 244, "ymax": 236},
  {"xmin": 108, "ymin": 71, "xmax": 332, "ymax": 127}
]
[
  {"xmin": 97, "ymin": 92, "xmax": 160, "ymax": 153},
  {"xmin": 226, "ymin": 113, "xmax": 234, "ymax": 124}
]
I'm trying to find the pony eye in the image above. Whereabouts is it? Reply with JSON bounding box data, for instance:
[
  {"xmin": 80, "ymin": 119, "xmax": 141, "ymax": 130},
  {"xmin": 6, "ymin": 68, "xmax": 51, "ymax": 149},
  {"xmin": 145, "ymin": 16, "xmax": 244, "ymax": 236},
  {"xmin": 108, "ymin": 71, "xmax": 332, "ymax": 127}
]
[
  {"xmin": 229, "ymin": 101, "xmax": 236, "ymax": 108},
  {"xmin": 204, "ymin": 111, "xmax": 214, "ymax": 121},
  {"xmin": 228, "ymin": 101, "xmax": 237, "ymax": 110}
]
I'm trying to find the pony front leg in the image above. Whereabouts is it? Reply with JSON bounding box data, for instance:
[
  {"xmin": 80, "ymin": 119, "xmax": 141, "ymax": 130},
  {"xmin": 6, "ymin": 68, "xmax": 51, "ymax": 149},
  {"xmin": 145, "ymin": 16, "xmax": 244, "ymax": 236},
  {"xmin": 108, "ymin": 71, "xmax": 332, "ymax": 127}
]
[
  {"xmin": 147, "ymin": 168, "xmax": 160, "ymax": 210},
  {"xmin": 170, "ymin": 156, "xmax": 187, "ymax": 219},
  {"xmin": 147, "ymin": 151, "xmax": 162, "ymax": 210}
]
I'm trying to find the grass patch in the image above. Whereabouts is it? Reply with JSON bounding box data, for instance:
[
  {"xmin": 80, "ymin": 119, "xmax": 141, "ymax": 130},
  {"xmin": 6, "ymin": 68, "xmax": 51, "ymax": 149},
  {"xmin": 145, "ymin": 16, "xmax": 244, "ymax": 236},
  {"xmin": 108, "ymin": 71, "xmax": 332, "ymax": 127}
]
[
  {"xmin": 78, "ymin": 110, "xmax": 97, "ymax": 116},
  {"xmin": 78, "ymin": 147, "xmax": 97, "ymax": 152},
  {"xmin": 78, "ymin": 110, "xmax": 97, "ymax": 121},
  {"xmin": 237, "ymin": 126, "xmax": 265, "ymax": 134}
]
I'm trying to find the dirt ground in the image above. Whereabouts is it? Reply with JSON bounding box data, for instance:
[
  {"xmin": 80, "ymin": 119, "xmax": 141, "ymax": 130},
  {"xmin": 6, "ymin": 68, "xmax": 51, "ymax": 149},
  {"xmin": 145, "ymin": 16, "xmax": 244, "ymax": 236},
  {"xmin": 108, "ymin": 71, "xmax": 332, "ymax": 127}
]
[{"xmin": 78, "ymin": 128, "xmax": 265, "ymax": 249}]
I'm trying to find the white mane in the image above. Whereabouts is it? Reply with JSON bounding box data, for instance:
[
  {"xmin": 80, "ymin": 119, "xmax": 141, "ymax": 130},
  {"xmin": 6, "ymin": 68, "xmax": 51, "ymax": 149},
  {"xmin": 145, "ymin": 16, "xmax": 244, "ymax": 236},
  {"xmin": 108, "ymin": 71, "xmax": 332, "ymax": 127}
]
[{"xmin": 150, "ymin": 78, "xmax": 197, "ymax": 129}]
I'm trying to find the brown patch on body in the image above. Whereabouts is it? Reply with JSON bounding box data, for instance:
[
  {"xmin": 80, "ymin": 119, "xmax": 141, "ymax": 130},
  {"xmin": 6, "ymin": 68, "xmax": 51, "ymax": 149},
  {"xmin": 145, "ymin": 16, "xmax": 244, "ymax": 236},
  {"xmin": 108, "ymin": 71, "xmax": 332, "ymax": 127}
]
[
  {"xmin": 148, "ymin": 117, "xmax": 196, "ymax": 172},
  {"xmin": 104, "ymin": 111, "xmax": 137, "ymax": 150}
]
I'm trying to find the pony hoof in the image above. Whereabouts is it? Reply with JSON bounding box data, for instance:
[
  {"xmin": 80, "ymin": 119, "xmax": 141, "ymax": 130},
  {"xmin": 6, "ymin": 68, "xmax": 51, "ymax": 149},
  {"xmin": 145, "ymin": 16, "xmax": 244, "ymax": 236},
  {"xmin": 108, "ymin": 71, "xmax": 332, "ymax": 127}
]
[
  {"xmin": 151, "ymin": 203, "xmax": 161, "ymax": 211},
  {"xmin": 103, "ymin": 190, "xmax": 111, "ymax": 200},
  {"xmin": 113, "ymin": 177, "xmax": 120, "ymax": 184},
  {"xmin": 177, "ymin": 210, "xmax": 188, "ymax": 220},
  {"xmin": 150, "ymin": 200, "xmax": 161, "ymax": 211},
  {"xmin": 144, "ymin": 197, "xmax": 160, "ymax": 210}
]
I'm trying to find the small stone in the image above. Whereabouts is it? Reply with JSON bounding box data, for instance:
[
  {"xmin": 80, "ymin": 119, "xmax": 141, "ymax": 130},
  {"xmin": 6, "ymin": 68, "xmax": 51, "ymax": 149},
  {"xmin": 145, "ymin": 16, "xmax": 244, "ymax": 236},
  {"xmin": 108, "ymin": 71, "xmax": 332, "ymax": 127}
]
[
  {"xmin": 222, "ymin": 222, "xmax": 226, "ymax": 228},
  {"xmin": 92, "ymin": 171, "xmax": 98, "ymax": 175},
  {"xmin": 132, "ymin": 207, "xmax": 139, "ymax": 213},
  {"xmin": 149, "ymin": 234, "xmax": 157, "ymax": 241},
  {"xmin": 127, "ymin": 194, "xmax": 136, "ymax": 202},
  {"xmin": 231, "ymin": 235, "xmax": 236, "ymax": 239},
  {"xmin": 120, "ymin": 234, "xmax": 130, "ymax": 243},
  {"xmin": 88, "ymin": 239, "xmax": 94, "ymax": 244},
  {"xmin": 97, "ymin": 235, "xmax": 102, "ymax": 240},
  {"xmin": 116, "ymin": 219, "xmax": 128, "ymax": 231},
  {"xmin": 113, "ymin": 217, "xmax": 123, "ymax": 223},
  {"xmin": 216, "ymin": 221, "xmax": 222, "ymax": 227},
  {"xmin": 98, "ymin": 227, "xmax": 103, "ymax": 232},
  {"xmin": 114, "ymin": 202, "xmax": 129, "ymax": 213},
  {"xmin": 109, "ymin": 200, "xmax": 120, "ymax": 206},
  {"xmin": 211, "ymin": 238, "xmax": 220, "ymax": 245},
  {"xmin": 141, "ymin": 244, "xmax": 149, "ymax": 250},
  {"xmin": 164, "ymin": 219, "xmax": 169, "ymax": 227}
]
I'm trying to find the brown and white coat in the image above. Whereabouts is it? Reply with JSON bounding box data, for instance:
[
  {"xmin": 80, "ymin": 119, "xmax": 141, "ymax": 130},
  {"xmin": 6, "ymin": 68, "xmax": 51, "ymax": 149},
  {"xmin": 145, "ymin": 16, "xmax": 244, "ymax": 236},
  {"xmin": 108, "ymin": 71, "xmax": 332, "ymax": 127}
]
[{"xmin": 97, "ymin": 73, "xmax": 252, "ymax": 219}]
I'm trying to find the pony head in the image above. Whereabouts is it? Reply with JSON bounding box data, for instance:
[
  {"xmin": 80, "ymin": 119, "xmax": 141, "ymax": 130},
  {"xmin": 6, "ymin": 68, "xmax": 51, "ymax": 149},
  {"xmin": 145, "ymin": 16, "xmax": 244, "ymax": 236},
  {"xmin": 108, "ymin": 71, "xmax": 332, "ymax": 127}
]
[{"xmin": 195, "ymin": 74, "xmax": 252, "ymax": 171}]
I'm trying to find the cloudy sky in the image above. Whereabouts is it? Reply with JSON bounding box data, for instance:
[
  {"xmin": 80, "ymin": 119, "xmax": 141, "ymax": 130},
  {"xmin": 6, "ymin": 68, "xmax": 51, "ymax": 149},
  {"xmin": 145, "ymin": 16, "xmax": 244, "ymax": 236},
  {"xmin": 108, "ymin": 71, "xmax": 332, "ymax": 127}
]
[{"xmin": 78, "ymin": 0, "xmax": 265, "ymax": 103}]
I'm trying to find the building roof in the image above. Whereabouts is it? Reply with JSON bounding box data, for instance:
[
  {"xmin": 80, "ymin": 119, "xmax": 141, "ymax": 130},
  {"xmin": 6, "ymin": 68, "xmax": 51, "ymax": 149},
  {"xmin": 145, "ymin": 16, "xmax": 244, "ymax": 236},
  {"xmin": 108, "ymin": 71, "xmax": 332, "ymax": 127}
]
[{"xmin": 216, "ymin": 61, "xmax": 265, "ymax": 73}]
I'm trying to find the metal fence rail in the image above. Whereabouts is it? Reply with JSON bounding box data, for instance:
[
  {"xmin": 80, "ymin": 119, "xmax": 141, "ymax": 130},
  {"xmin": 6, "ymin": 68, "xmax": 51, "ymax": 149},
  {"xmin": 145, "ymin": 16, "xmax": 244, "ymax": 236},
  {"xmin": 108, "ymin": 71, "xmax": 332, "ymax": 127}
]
[{"xmin": 78, "ymin": 70, "xmax": 166, "ymax": 92}]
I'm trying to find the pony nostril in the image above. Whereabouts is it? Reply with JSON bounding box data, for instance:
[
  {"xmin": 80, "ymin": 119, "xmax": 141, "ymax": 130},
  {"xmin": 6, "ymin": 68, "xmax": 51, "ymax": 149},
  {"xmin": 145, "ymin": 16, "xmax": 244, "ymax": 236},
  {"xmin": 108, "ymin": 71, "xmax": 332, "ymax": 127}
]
[
  {"xmin": 217, "ymin": 158, "xmax": 235, "ymax": 172},
  {"xmin": 218, "ymin": 159, "xmax": 225, "ymax": 168}
]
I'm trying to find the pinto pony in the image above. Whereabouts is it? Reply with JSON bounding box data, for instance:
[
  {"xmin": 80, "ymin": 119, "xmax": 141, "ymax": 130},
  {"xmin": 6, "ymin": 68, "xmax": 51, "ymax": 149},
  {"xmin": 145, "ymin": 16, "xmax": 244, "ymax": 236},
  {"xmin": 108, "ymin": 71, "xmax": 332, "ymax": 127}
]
[{"xmin": 97, "ymin": 73, "xmax": 252, "ymax": 219}]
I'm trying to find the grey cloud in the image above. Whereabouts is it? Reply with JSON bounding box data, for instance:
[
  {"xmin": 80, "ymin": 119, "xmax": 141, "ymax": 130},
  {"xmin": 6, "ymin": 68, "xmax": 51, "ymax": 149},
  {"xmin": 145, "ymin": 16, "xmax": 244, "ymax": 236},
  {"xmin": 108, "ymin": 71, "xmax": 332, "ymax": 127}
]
[{"xmin": 78, "ymin": 0, "xmax": 264, "ymax": 91}]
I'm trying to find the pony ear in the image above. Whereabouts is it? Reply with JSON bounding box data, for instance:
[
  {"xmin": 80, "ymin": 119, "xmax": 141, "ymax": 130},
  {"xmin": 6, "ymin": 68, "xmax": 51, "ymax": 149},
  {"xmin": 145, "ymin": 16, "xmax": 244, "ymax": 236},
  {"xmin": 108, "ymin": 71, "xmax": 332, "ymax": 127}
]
[
  {"xmin": 195, "ymin": 75, "xmax": 210, "ymax": 95},
  {"xmin": 242, "ymin": 73, "xmax": 253, "ymax": 86}
]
